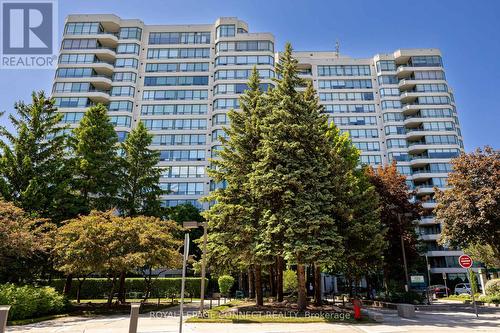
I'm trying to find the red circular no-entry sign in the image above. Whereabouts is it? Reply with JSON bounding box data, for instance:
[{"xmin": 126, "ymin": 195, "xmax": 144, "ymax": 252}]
[{"xmin": 459, "ymin": 255, "xmax": 473, "ymax": 269}]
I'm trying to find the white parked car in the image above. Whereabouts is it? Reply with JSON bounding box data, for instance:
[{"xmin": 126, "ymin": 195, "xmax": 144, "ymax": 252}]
[{"xmin": 454, "ymin": 283, "xmax": 471, "ymax": 295}]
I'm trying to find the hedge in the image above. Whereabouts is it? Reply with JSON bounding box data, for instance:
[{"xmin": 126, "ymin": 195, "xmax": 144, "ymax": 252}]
[
  {"xmin": 48, "ymin": 277, "xmax": 210, "ymax": 299},
  {"xmin": 0, "ymin": 284, "xmax": 68, "ymax": 321}
]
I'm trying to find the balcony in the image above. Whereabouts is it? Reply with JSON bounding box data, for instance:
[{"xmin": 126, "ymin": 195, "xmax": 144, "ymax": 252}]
[
  {"xmin": 61, "ymin": 46, "xmax": 117, "ymax": 62},
  {"xmin": 54, "ymin": 74, "xmax": 113, "ymax": 89},
  {"xmin": 398, "ymin": 79, "xmax": 417, "ymax": 91},
  {"xmin": 396, "ymin": 65, "xmax": 415, "ymax": 78},
  {"xmin": 405, "ymin": 128, "xmax": 426, "ymax": 140},
  {"xmin": 403, "ymin": 117, "xmax": 424, "ymax": 126},
  {"xmin": 419, "ymin": 216, "xmax": 436, "ymax": 224},
  {"xmin": 58, "ymin": 60, "xmax": 114, "ymax": 75},
  {"xmin": 415, "ymin": 185, "xmax": 435, "ymax": 195},
  {"xmin": 426, "ymin": 250, "xmax": 463, "ymax": 257},
  {"xmin": 63, "ymin": 31, "xmax": 119, "ymax": 46},
  {"xmin": 411, "ymin": 171, "xmax": 434, "ymax": 181},
  {"xmin": 400, "ymin": 91, "xmax": 419, "ymax": 103},
  {"xmin": 401, "ymin": 104, "xmax": 421, "ymax": 115},
  {"xmin": 420, "ymin": 234, "xmax": 439, "ymax": 241}
]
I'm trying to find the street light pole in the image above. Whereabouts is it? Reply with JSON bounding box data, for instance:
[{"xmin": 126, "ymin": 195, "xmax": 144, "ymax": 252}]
[
  {"xmin": 199, "ymin": 221, "xmax": 208, "ymax": 314},
  {"xmin": 179, "ymin": 233, "xmax": 190, "ymax": 333},
  {"xmin": 398, "ymin": 213, "xmax": 410, "ymax": 292}
]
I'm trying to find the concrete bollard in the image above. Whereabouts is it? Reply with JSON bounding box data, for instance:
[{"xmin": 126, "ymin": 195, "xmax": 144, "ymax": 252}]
[
  {"xmin": 0, "ymin": 306, "xmax": 10, "ymax": 333},
  {"xmin": 397, "ymin": 304, "xmax": 416, "ymax": 318},
  {"xmin": 128, "ymin": 303, "xmax": 141, "ymax": 333}
]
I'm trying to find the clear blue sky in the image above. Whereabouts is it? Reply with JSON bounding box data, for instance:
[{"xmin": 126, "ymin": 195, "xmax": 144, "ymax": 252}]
[{"xmin": 1, "ymin": 0, "xmax": 498, "ymax": 150}]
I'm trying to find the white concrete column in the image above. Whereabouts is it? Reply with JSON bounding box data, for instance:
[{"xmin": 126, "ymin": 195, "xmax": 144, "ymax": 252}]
[
  {"xmin": 0, "ymin": 306, "xmax": 10, "ymax": 333},
  {"xmin": 128, "ymin": 303, "xmax": 140, "ymax": 333}
]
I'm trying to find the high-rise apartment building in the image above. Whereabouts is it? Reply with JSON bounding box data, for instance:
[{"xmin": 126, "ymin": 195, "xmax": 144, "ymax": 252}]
[{"xmin": 53, "ymin": 15, "xmax": 464, "ymax": 281}]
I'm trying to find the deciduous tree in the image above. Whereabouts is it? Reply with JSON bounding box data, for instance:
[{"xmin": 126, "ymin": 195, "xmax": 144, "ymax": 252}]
[
  {"xmin": 435, "ymin": 146, "xmax": 500, "ymax": 257},
  {"xmin": 0, "ymin": 200, "xmax": 54, "ymax": 283},
  {"xmin": 367, "ymin": 162, "xmax": 422, "ymax": 288}
]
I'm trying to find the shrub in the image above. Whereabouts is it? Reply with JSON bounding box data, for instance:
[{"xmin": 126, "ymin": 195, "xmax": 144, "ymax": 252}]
[
  {"xmin": 484, "ymin": 279, "xmax": 500, "ymax": 296},
  {"xmin": 385, "ymin": 291, "xmax": 424, "ymax": 304},
  {"xmin": 283, "ymin": 269, "xmax": 298, "ymax": 293},
  {"xmin": 0, "ymin": 284, "xmax": 67, "ymax": 321},
  {"xmin": 217, "ymin": 275, "xmax": 235, "ymax": 296},
  {"xmin": 479, "ymin": 294, "xmax": 500, "ymax": 304},
  {"xmin": 48, "ymin": 277, "xmax": 208, "ymax": 299}
]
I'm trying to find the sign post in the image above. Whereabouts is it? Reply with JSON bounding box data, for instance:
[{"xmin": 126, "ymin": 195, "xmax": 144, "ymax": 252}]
[{"xmin": 459, "ymin": 255, "xmax": 478, "ymax": 318}]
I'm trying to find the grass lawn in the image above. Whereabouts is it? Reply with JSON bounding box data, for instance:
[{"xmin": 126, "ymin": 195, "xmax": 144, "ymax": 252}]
[
  {"xmin": 73, "ymin": 297, "xmax": 199, "ymax": 304},
  {"xmin": 186, "ymin": 301, "xmax": 371, "ymax": 324}
]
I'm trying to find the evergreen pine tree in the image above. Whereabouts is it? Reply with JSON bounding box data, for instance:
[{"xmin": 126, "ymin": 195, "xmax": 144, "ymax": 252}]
[
  {"xmin": 119, "ymin": 121, "xmax": 163, "ymax": 217},
  {"xmin": 250, "ymin": 44, "xmax": 343, "ymax": 310},
  {"xmin": 72, "ymin": 104, "xmax": 121, "ymax": 211},
  {"xmin": 0, "ymin": 91, "xmax": 79, "ymax": 221},
  {"xmin": 204, "ymin": 67, "xmax": 267, "ymax": 305}
]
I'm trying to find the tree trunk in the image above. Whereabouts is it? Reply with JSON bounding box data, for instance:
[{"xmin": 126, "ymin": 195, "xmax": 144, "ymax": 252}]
[
  {"xmin": 269, "ymin": 265, "xmax": 276, "ymax": 300},
  {"xmin": 314, "ymin": 263, "xmax": 322, "ymax": 306},
  {"xmin": 297, "ymin": 263, "xmax": 307, "ymax": 311},
  {"xmin": 107, "ymin": 275, "xmax": 117, "ymax": 307},
  {"xmin": 76, "ymin": 277, "xmax": 86, "ymax": 304},
  {"xmin": 63, "ymin": 274, "xmax": 73, "ymax": 295},
  {"xmin": 254, "ymin": 264, "xmax": 263, "ymax": 306},
  {"xmin": 276, "ymin": 255, "xmax": 284, "ymax": 302},
  {"xmin": 118, "ymin": 271, "xmax": 126, "ymax": 303},
  {"xmin": 248, "ymin": 266, "xmax": 255, "ymax": 299}
]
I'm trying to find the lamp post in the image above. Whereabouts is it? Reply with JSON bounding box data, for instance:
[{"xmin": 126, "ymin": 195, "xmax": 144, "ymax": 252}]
[
  {"xmin": 199, "ymin": 221, "xmax": 208, "ymax": 314},
  {"xmin": 179, "ymin": 232, "xmax": 190, "ymax": 333},
  {"xmin": 181, "ymin": 221, "xmax": 208, "ymax": 315},
  {"xmin": 397, "ymin": 212, "xmax": 411, "ymax": 292}
]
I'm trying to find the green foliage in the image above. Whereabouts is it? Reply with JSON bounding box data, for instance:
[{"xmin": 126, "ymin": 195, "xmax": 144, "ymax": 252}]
[
  {"xmin": 485, "ymin": 278, "xmax": 500, "ymax": 296},
  {"xmin": 436, "ymin": 146, "xmax": 500, "ymax": 256},
  {"xmin": 384, "ymin": 290, "xmax": 424, "ymax": 304},
  {"xmin": 54, "ymin": 211, "xmax": 182, "ymax": 278},
  {"xmin": 479, "ymin": 294, "xmax": 500, "ymax": 304},
  {"xmin": 283, "ymin": 269, "xmax": 298, "ymax": 293},
  {"xmin": 48, "ymin": 278, "xmax": 207, "ymax": 299},
  {"xmin": 203, "ymin": 67, "xmax": 267, "ymax": 273},
  {"xmin": 464, "ymin": 244, "xmax": 500, "ymax": 269},
  {"xmin": 72, "ymin": 104, "xmax": 120, "ymax": 211},
  {"xmin": 218, "ymin": 275, "xmax": 235, "ymax": 295},
  {"xmin": 0, "ymin": 200, "xmax": 55, "ymax": 283},
  {"xmin": 0, "ymin": 284, "xmax": 67, "ymax": 321},
  {"xmin": 367, "ymin": 163, "xmax": 422, "ymax": 284},
  {"xmin": 469, "ymin": 269, "xmax": 479, "ymax": 295},
  {"xmin": 0, "ymin": 91, "xmax": 79, "ymax": 222},
  {"xmin": 118, "ymin": 122, "xmax": 163, "ymax": 217}
]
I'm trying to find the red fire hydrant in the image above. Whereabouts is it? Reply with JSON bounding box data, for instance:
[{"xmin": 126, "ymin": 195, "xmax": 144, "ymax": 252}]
[{"xmin": 352, "ymin": 299, "xmax": 362, "ymax": 320}]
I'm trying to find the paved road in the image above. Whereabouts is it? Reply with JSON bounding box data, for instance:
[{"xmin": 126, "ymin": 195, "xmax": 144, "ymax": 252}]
[{"xmin": 7, "ymin": 302, "xmax": 500, "ymax": 333}]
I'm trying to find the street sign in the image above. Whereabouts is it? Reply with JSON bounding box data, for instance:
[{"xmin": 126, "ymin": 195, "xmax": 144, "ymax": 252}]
[{"xmin": 459, "ymin": 255, "xmax": 473, "ymax": 269}]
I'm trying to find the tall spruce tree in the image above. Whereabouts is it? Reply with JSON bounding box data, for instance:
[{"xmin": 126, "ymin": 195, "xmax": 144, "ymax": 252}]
[
  {"xmin": 203, "ymin": 67, "xmax": 267, "ymax": 305},
  {"xmin": 0, "ymin": 91, "xmax": 80, "ymax": 222},
  {"xmin": 250, "ymin": 44, "xmax": 343, "ymax": 310},
  {"xmin": 72, "ymin": 104, "xmax": 121, "ymax": 211},
  {"xmin": 118, "ymin": 121, "xmax": 163, "ymax": 217}
]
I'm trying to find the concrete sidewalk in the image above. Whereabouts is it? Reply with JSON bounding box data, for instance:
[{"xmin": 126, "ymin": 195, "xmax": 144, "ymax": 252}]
[{"xmin": 6, "ymin": 301, "xmax": 500, "ymax": 333}]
